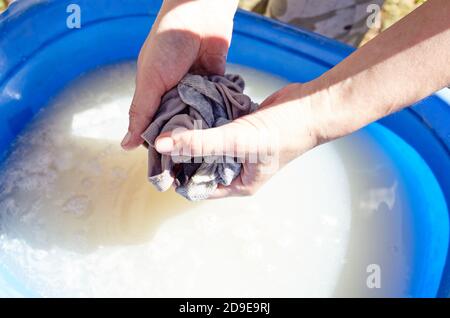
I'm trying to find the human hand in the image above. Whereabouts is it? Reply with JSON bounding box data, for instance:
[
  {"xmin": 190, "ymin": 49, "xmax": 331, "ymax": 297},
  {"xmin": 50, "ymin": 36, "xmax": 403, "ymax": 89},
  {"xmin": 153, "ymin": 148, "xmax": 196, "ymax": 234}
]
[
  {"xmin": 121, "ymin": 0, "xmax": 238, "ymax": 150},
  {"xmin": 154, "ymin": 83, "xmax": 332, "ymax": 198}
]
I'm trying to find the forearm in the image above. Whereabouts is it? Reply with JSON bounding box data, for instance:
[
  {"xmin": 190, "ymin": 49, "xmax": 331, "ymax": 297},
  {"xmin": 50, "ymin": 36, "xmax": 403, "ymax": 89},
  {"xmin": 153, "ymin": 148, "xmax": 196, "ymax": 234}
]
[
  {"xmin": 160, "ymin": 0, "xmax": 238, "ymax": 24},
  {"xmin": 154, "ymin": 0, "xmax": 239, "ymax": 54},
  {"xmin": 312, "ymin": 0, "xmax": 450, "ymax": 141},
  {"xmin": 162, "ymin": 0, "xmax": 238, "ymax": 10}
]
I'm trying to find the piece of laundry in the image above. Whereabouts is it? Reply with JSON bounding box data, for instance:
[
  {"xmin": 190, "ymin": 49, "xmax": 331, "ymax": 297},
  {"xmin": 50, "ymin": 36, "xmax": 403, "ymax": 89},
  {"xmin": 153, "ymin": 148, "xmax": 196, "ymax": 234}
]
[{"xmin": 141, "ymin": 73, "xmax": 258, "ymax": 201}]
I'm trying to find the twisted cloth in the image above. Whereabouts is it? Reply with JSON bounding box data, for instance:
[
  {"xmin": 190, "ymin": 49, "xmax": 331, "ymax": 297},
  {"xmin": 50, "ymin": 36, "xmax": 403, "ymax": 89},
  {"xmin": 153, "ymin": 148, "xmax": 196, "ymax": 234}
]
[{"xmin": 141, "ymin": 73, "xmax": 258, "ymax": 201}]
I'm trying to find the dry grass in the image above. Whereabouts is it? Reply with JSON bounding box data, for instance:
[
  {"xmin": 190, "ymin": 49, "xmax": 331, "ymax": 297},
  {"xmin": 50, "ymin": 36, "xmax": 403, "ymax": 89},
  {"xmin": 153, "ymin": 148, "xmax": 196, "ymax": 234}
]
[
  {"xmin": 383, "ymin": 0, "xmax": 427, "ymax": 29},
  {"xmin": 360, "ymin": 0, "xmax": 427, "ymax": 45},
  {"xmin": 0, "ymin": 0, "xmax": 8, "ymax": 13}
]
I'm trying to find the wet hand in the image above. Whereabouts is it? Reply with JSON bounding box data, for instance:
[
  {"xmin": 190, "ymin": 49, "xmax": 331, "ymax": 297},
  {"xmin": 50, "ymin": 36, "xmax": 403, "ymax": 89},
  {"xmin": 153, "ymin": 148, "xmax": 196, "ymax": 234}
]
[
  {"xmin": 121, "ymin": 0, "xmax": 238, "ymax": 150},
  {"xmin": 154, "ymin": 83, "xmax": 330, "ymax": 198}
]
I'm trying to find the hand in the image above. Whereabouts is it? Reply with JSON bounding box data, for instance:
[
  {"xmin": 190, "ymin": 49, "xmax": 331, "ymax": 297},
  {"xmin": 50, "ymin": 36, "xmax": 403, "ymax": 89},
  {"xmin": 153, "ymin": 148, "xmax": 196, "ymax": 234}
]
[
  {"xmin": 121, "ymin": 0, "xmax": 238, "ymax": 150},
  {"xmin": 154, "ymin": 83, "xmax": 331, "ymax": 198}
]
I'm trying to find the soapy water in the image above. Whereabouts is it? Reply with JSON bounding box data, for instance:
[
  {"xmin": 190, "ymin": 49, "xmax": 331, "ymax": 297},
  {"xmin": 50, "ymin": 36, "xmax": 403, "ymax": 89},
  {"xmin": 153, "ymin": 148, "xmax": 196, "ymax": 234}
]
[{"xmin": 0, "ymin": 62, "xmax": 412, "ymax": 297}]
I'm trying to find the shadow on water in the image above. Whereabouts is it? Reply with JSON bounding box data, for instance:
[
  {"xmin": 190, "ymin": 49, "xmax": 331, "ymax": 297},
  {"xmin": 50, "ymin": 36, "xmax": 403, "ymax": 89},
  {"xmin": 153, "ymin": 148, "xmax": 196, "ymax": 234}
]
[{"xmin": 331, "ymin": 129, "xmax": 413, "ymax": 297}]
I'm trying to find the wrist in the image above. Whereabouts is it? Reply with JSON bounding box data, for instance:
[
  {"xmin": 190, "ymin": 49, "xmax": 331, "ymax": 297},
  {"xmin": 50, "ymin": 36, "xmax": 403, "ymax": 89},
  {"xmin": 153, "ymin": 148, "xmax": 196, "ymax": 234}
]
[
  {"xmin": 163, "ymin": 0, "xmax": 238, "ymax": 15},
  {"xmin": 299, "ymin": 79, "xmax": 338, "ymax": 147},
  {"xmin": 305, "ymin": 74, "xmax": 367, "ymax": 146},
  {"xmin": 160, "ymin": 0, "xmax": 237, "ymax": 35}
]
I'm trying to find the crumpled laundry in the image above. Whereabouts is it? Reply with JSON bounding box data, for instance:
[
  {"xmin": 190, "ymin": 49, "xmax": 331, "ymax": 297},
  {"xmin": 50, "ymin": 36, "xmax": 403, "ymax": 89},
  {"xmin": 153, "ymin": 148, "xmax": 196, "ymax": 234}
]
[{"xmin": 141, "ymin": 73, "xmax": 258, "ymax": 201}]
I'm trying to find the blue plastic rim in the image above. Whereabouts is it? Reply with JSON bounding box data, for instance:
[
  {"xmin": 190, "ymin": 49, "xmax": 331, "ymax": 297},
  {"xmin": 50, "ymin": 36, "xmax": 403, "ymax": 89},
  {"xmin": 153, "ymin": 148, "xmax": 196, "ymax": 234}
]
[{"xmin": 0, "ymin": 0, "xmax": 449, "ymax": 297}]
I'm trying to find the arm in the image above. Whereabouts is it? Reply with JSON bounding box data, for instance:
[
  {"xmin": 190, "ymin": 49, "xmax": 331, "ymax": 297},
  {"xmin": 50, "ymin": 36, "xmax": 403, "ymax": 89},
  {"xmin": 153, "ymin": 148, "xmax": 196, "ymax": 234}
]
[
  {"xmin": 156, "ymin": 0, "xmax": 450, "ymax": 198},
  {"xmin": 121, "ymin": 0, "xmax": 239, "ymax": 150},
  {"xmin": 314, "ymin": 0, "xmax": 450, "ymax": 142}
]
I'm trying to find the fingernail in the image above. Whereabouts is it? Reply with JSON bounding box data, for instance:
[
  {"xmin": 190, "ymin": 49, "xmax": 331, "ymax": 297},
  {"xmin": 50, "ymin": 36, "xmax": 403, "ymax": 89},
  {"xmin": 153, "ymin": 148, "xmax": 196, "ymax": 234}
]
[
  {"xmin": 155, "ymin": 137, "xmax": 174, "ymax": 153},
  {"xmin": 121, "ymin": 132, "xmax": 132, "ymax": 149}
]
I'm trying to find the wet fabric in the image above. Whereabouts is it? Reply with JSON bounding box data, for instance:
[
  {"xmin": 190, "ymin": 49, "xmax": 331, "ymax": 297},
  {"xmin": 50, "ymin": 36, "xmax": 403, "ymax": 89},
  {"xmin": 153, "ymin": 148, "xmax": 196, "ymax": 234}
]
[{"xmin": 141, "ymin": 73, "xmax": 258, "ymax": 201}]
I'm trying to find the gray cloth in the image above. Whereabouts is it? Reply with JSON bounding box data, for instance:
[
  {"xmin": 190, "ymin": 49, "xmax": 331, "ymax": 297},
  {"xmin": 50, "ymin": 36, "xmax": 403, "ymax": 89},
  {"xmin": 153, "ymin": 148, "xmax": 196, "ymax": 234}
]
[{"xmin": 141, "ymin": 73, "xmax": 258, "ymax": 201}]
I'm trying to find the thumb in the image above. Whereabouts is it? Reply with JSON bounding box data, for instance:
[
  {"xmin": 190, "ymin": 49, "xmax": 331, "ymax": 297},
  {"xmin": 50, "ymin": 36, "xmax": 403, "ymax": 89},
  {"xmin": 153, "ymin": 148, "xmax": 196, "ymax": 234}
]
[
  {"xmin": 154, "ymin": 117, "xmax": 276, "ymax": 161},
  {"xmin": 121, "ymin": 68, "xmax": 167, "ymax": 151}
]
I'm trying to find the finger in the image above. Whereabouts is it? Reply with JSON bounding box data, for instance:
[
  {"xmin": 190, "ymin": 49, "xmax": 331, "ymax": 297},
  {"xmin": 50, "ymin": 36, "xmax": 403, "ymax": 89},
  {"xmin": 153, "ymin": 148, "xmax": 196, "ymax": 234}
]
[
  {"xmin": 208, "ymin": 165, "xmax": 263, "ymax": 199},
  {"xmin": 208, "ymin": 180, "xmax": 243, "ymax": 199},
  {"xmin": 154, "ymin": 118, "xmax": 266, "ymax": 159},
  {"xmin": 192, "ymin": 38, "xmax": 229, "ymax": 75},
  {"xmin": 190, "ymin": 51, "xmax": 227, "ymax": 76},
  {"xmin": 208, "ymin": 175, "xmax": 253, "ymax": 199}
]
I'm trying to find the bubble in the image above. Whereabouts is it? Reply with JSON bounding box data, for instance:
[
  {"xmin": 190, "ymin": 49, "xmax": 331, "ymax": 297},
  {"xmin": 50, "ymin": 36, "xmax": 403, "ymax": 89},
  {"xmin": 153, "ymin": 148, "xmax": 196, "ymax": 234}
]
[{"xmin": 62, "ymin": 195, "xmax": 92, "ymax": 217}]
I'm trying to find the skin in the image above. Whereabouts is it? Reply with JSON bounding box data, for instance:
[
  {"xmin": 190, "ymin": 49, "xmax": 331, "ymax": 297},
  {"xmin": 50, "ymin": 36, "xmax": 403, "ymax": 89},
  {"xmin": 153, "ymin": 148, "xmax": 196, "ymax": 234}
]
[{"xmin": 122, "ymin": 0, "xmax": 450, "ymax": 199}]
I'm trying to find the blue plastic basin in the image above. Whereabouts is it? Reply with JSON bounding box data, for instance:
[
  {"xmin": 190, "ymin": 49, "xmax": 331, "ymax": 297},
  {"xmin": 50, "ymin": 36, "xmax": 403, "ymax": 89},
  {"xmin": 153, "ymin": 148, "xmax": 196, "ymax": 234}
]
[{"xmin": 0, "ymin": 0, "xmax": 449, "ymax": 297}]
